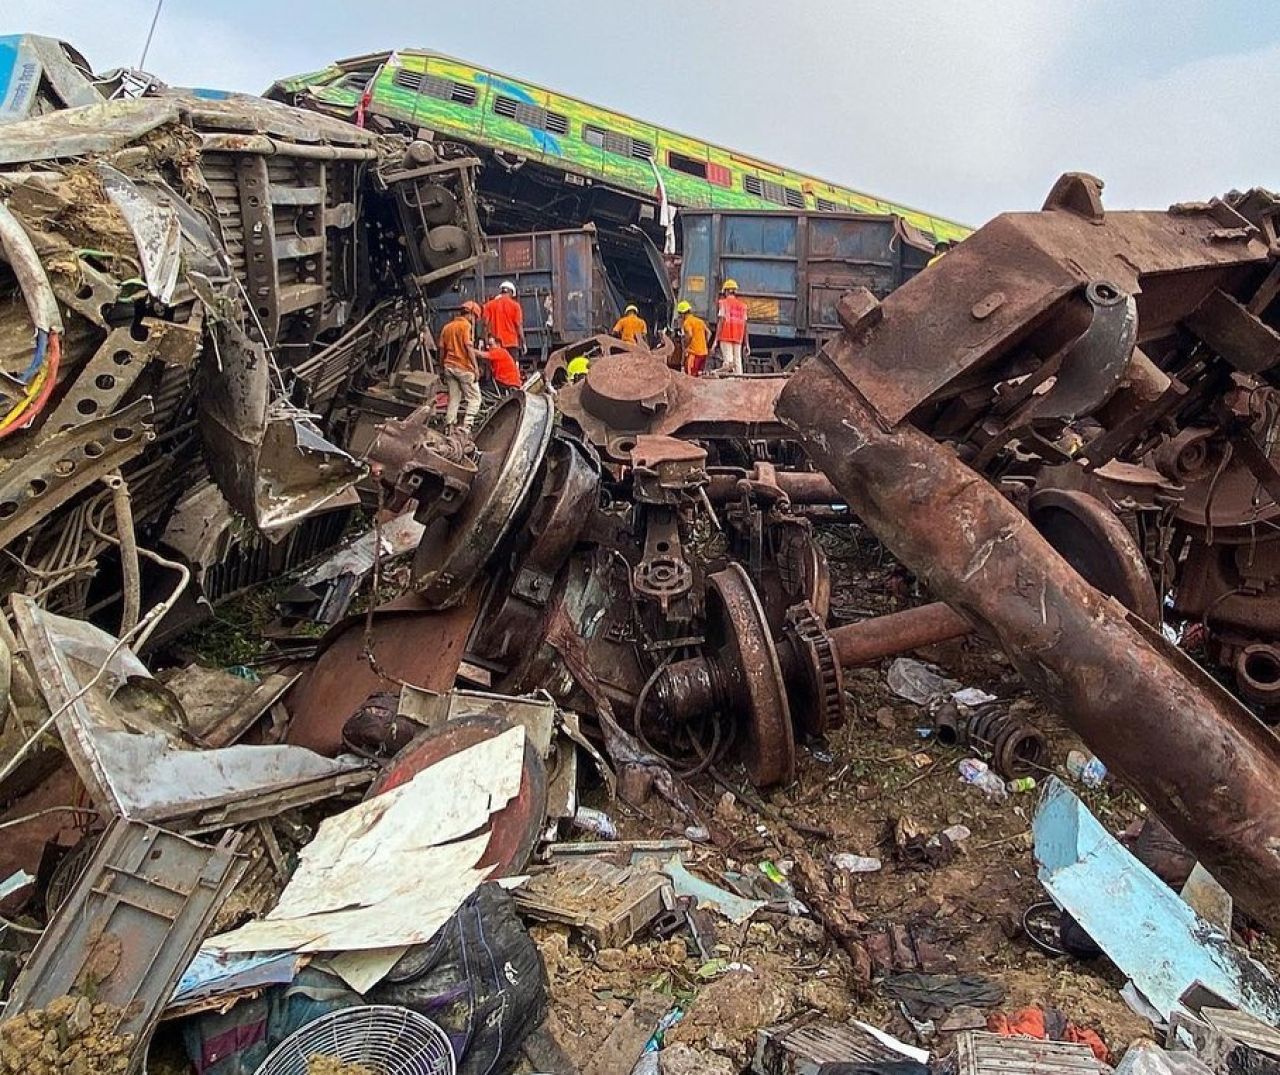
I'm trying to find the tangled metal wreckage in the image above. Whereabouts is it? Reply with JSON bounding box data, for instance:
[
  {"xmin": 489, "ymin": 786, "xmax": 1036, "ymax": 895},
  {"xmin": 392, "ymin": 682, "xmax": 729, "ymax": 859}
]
[{"xmin": 3, "ymin": 32, "xmax": 1280, "ymax": 1074}]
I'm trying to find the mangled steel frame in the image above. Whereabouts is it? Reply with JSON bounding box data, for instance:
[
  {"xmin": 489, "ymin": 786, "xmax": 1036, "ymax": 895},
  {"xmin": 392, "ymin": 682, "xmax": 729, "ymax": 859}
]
[
  {"xmin": 0, "ymin": 38, "xmax": 486, "ymax": 629},
  {"xmin": 777, "ymin": 175, "xmax": 1280, "ymax": 930}
]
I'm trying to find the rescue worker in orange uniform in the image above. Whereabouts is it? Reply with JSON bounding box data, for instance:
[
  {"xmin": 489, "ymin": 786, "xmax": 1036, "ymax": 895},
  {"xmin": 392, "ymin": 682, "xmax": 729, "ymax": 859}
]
[
  {"xmin": 439, "ymin": 301, "xmax": 483, "ymax": 432},
  {"xmin": 482, "ymin": 335, "xmax": 523, "ymax": 397},
  {"xmin": 677, "ymin": 300, "xmax": 710, "ymax": 377},
  {"xmin": 712, "ymin": 279, "xmax": 749, "ymax": 374},
  {"xmin": 482, "ymin": 280, "xmax": 526, "ymax": 358},
  {"xmin": 612, "ymin": 304, "xmax": 648, "ymax": 346}
]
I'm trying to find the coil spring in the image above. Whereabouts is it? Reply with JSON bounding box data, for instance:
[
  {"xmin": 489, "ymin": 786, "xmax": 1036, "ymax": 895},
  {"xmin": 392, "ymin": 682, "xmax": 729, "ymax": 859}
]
[{"xmin": 966, "ymin": 704, "xmax": 1048, "ymax": 778}]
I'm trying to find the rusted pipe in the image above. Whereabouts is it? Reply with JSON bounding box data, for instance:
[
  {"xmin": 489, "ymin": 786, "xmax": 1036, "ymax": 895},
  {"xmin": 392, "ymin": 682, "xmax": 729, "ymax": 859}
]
[
  {"xmin": 777, "ymin": 347, "xmax": 1280, "ymax": 931},
  {"xmin": 705, "ymin": 470, "xmax": 843, "ymax": 505},
  {"xmin": 828, "ymin": 602, "xmax": 972, "ymax": 666}
]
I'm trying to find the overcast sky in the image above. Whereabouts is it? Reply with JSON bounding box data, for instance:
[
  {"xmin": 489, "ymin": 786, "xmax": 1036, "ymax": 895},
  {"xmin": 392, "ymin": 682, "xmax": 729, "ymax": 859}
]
[{"xmin": 19, "ymin": 0, "xmax": 1280, "ymax": 227}]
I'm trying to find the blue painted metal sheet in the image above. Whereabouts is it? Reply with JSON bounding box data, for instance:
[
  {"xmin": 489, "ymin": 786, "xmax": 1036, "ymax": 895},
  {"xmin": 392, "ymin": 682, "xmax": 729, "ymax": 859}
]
[{"xmin": 1034, "ymin": 777, "xmax": 1280, "ymax": 1025}]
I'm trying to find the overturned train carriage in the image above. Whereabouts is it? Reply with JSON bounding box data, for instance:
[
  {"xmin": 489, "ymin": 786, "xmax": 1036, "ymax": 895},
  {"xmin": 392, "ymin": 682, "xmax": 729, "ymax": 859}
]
[{"xmin": 0, "ymin": 37, "xmax": 484, "ymax": 631}]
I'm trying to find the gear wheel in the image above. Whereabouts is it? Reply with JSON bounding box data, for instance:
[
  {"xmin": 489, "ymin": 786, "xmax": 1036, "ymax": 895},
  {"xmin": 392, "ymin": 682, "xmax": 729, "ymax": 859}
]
[{"xmin": 784, "ymin": 600, "xmax": 846, "ymax": 737}]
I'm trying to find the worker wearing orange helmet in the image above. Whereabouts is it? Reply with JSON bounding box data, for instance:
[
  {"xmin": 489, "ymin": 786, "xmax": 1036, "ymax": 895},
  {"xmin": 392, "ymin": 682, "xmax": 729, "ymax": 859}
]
[
  {"xmin": 612, "ymin": 303, "xmax": 648, "ymax": 346},
  {"xmin": 483, "ymin": 280, "xmax": 526, "ymax": 358},
  {"xmin": 712, "ymin": 279, "xmax": 749, "ymax": 375},
  {"xmin": 439, "ymin": 301, "xmax": 484, "ymax": 432},
  {"xmin": 677, "ymin": 300, "xmax": 710, "ymax": 377}
]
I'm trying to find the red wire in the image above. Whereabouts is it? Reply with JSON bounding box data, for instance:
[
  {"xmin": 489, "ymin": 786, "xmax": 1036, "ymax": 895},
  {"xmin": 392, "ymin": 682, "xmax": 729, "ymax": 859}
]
[{"xmin": 0, "ymin": 331, "xmax": 61, "ymax": 440}]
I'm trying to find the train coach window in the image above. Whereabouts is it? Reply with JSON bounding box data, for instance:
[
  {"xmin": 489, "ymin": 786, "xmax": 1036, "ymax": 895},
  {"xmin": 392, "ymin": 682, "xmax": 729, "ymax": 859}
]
[
  {"xmin": 393, "ymin": 68, "xmax": 477, "ymax": 105},
  {"xmin": 584, "ymin": 124, "xmax": 655, "ymax": 162},
  {"xmin": 816, "ymin": 197, "xmax": 843, "ymax": 212},
  {"xmin": 668, "ymin": 151, "xmax": 708, "ymax": 179},
  {"xmin": 493, "ymin": 94, "xmax": 569, "ymax": 135}
]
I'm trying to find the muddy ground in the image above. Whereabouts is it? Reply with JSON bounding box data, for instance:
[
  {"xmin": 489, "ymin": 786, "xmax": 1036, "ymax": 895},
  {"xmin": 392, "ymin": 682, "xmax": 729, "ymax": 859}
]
[{"xmin": 526, "ymin": 524, "xmax": 1276, "ymax": 1071}]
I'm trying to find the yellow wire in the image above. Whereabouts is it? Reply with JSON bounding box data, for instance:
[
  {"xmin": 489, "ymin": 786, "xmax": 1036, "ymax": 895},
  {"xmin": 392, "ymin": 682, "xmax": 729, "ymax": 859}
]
[{"xmin": 0, "ymin": 363, "xmax": 49, "ymax": 434}]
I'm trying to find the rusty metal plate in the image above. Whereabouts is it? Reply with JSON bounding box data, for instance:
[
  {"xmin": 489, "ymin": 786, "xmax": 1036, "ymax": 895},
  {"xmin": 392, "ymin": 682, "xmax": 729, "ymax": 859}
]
[
  {"xmin": 830, "ymin": 202, "xmax": 1269, "ymax": 425},
  {"xmin": 285, "ymin": 588, "xmax": 482, "ymax": 756},
  {"xmin": 369, "ymin": 713, "xmax": 547, "ymax": 877}
]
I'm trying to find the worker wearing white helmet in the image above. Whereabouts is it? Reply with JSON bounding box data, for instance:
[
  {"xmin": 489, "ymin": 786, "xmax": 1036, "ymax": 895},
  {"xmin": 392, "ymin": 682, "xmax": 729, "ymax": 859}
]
[
  {"xmin": 483, "ymin": 280, "xmax": 526, "ymax": 358},
  {"xmin": 712, "ymin": 278, "xmax": 749, "ymax": 375}
]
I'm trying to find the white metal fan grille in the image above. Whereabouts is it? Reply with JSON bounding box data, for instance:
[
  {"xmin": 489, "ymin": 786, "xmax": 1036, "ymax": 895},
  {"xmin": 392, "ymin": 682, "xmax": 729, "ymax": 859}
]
[{"xmin": 254, "ymin": 1005, "xmax": 456, "ymax": 1075}]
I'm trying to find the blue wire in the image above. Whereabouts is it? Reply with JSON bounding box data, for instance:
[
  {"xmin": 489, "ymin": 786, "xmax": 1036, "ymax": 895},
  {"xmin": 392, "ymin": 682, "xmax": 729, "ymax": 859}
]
[{"xmin": 18, "ymin": 330, "xmax": 47, "ymax": 385}]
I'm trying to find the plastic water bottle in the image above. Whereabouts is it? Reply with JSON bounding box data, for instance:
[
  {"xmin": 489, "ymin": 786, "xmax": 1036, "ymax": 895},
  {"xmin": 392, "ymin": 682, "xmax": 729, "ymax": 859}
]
[
  {"xmin": 1066, "ymin": 750, "xmax": 1107, "ymax": 788},
  {"xmin": 958, "ymin": 758, "xmax": 1009, "ymax": 801}
]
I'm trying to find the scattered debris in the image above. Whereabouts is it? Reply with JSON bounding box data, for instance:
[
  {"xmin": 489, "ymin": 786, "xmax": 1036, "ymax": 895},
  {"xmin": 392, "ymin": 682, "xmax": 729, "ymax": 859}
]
[{"xmin": 1, "ymin": 28, "xmax": 1280, "ymax": 1075}]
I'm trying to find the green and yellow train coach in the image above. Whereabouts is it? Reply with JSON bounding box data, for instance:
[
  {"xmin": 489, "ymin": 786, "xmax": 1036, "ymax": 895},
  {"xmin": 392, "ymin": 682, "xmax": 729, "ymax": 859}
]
[{"xmin": 271, "ymin": 49, "xmax": 970, "ymax": 245}]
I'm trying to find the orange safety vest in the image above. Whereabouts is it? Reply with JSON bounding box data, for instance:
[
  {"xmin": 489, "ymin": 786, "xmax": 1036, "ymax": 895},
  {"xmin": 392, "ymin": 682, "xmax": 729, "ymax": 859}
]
[{"xmin": 716, "ymin": 295, "xmax": 748, "ymax": 344}]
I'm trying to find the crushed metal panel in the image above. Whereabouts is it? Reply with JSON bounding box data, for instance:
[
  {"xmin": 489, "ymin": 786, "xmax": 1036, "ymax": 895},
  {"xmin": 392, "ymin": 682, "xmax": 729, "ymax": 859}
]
[
  {"xmin": 11, "ymin": 595, "xmax": 371, "ymax": 824},
  {"xmin": 0, "ymin": 35, "xmax": 103, "ymax": 123},
  {"xmin": 753, "ymin": 1012, "xmax": 928, "ymax": 1074},
  {"xmin": 0, "ymin": 96, "xmax": 178, "ymax": 164},
  {"xmin": 955, "ymin": 1031, "xmax": 1104, "ymax": 1075},
  {"xmin": 196, "ymin": 320, "xmax": 365, "ymax": 535},
  {"xmin": 3, "ymin": 820, "xmax": 245, "ymax": 1074},
  {"xmin": 1033, "ymin": 777, "xmax": 1280, "ymax": 1025}
]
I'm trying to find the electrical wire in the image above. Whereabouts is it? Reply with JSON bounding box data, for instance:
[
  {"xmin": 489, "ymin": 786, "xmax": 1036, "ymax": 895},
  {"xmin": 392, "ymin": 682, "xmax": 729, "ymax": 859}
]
[
  {"xmin": 0, "ymin": 546, "xmax": 190, "ymax": 787},
  {"xmin": 139, "ymin": 0, "xmax": 165, "ymax": 69},
  {"xmin": 0, "ymin": 331, "xmax": 60, "ymax": 439}
]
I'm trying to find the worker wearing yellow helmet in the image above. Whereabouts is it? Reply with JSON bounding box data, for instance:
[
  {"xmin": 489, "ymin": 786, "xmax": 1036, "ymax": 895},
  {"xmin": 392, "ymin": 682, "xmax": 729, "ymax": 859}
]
[
  {"xmin": 612, "ymin": 303, "xmax": 648, "ymax": 346},
  {"xmin": 677, "ymin": 299, "xmax": 710, "ymax": 377},
  {"xmin": 712, "ymin": 279, "xmax": 749, "ymax": 375},
  {"xmin": 566, "ymin": 354, "xmax": 591, "ymax": 382}
]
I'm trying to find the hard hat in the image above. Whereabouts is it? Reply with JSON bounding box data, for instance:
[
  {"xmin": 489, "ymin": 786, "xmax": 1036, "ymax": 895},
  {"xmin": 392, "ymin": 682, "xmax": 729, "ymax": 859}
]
[
  {"xmin": 721, "ymin": 279, "xmax": 739, "ymax": 292},
  {"xmin": 499, "ymin": 280, "xmax": 516, "ymax": 294},
  {"xmin": 566, "ymin": 355, "xmax": 591, "ymax": 379},
  {"xmin": 625, "ymin": 304, "xmax": 639, "ymax": 314},
  {"xmin": 676, "ymin": 300, "xmax": 692, "ymax": 314},
  {"xmin": 462, "ymin": 301, "xmax": 482, "ymax": 317}
]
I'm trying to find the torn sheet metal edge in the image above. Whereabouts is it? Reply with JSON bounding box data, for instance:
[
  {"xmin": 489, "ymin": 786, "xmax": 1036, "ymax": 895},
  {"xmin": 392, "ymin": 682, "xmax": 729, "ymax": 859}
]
[
  {"xmin": 5, "ymin": 819, "xmax": 245, "ymax": 1069},
  {"xmin": 301, "ymin": 512, "xmax": 426, "ymax": 586},
  {"xmin": 398, "ymin": 685, "xmax": 557, "ymax": 757},
  {"xmin": 167, "ymin": 950, "xmax": 305, "ymax": 1017},
  {"xmin": 663, "ymin": 856, "xmax": 765, "ymax": 925},
  {"xmin": 11, "ymin": 594, "xmax": 132, "ymax": 812},
  {"xmin": 1033, "ymin": 777, "xmax": 1280, "ymax": 1025},
  {"xmin": 175, "ymin": 765, "xmax": 374, "ymax": 835},
  {"xmin": 206, "ymin": 726, "xmax": 526, "ymax": 954}
]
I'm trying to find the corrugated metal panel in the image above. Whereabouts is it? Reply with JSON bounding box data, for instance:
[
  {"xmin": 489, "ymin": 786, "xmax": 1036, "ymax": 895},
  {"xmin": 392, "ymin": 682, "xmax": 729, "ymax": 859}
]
[
  {"xmin": 753, "ymin": 1014, "xmax": 913, "ymax": 1074},
  {"xmin": 956, "ymin": 1032, "xmax": 1104, "ymax": 1075},
  {"xmin": 1201, "ymin": 1007, "xmax": 1280, "ymax": 1058}
]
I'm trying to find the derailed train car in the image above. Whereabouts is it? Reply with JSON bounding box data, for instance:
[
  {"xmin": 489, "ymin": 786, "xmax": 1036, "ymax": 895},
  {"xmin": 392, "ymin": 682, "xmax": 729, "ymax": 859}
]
[{"xmin": 0, "ymin": 35, "xmax": 485, "ymax": 635}]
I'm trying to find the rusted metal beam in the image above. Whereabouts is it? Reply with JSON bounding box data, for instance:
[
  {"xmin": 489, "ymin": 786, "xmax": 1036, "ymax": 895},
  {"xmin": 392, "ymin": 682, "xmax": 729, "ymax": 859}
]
[
  {"xmin": 776, "ymin": 347, "xmax": 1280, "ymax": 931},
  {"xmin": 705, "ymin": 469, "xmax": 842, "ymax": 505}
]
